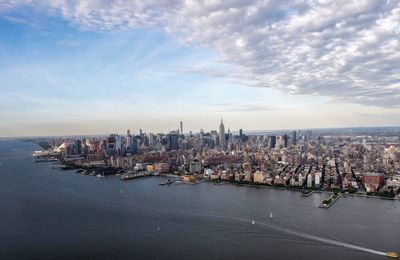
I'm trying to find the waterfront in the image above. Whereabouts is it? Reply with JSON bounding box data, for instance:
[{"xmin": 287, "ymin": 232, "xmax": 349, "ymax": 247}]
[{"xmin": 1, "ymin": 140, "xmax": 400, "ymax": 259}]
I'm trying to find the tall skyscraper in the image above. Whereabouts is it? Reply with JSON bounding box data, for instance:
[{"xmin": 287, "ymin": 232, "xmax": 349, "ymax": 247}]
[
  {"xmin": 126, "ymin": 129, "xmax": 138, "ymax": 154},
  {"xmin": 269, "ymin": 136, "xmax": 276, "ymax": 149},
  {"xmin": 219, "ymin": 118, "xmax": 225, "ymax": 147},
  {"xmin": 282, "ymin": 134, "xmax": 288, "ymax": 147},
  {"xmin": 106, "ymin": 134, "xmax": 117, "ymax": 156},
  {"xmin": 292, "ymin": 130, "xmax": 297, "ymax": 145},
  {"xmin": 307, "ymin": 130, "xmax": 313, "ymax": 141},
  {"xmin": 167, "ymin": 131, "xmax": 179, "ymax": 151},
  {"xmin": 180, "ymin": 121, "xmax": 183, "ymax": 135}
]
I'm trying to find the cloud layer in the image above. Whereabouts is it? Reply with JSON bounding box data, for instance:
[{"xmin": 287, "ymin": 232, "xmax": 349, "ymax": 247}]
[{"xmin": 2, "ymin": 0, "xmax": 400, "ymax": 107}]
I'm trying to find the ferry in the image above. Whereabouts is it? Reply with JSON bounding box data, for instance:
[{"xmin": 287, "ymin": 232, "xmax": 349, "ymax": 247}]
[{"xmin": 386, "ymin": 252, "xmax": 399, "ymax": 258}]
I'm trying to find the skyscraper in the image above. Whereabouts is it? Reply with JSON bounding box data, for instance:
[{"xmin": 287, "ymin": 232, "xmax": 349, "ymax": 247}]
[
  {"xmin": 167, "ymin": 131, "xmax": 179, "ymax": 151},
  {"xmin": 283, "ymin": 134, "xmax": 288, "ymax": 147},
  {"xmin": 269, "ymin": 136, "xmax": 276, "ymax": 149},
  {"xmin": 180, "ymin": 121, "xmax": 183, "ymax": 135},
  {"xmin": 292, "ymin": 130, "xmax": 297, "ymax": 145},
  {"xmin": 126, "ymin": 129, "xmax": 138, "ymax": 154},
  {"xmin": 219, "ymin": 118, "xmax": 225, "ymax": 147}
]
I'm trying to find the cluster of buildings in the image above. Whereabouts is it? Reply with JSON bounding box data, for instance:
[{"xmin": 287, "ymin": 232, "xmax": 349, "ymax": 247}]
[{"xmin": 42, "ymin": 121, "xmax": 400, "ymax": 196}]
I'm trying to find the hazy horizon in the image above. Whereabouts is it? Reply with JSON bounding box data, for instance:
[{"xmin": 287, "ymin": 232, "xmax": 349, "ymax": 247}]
[
  {"xmin": 2, "ymin": 124, "xmax": 400, "ymax": 139},
  {"xmin": 1, "ymin": 1, "xmax": 399, "ymax": 137}
]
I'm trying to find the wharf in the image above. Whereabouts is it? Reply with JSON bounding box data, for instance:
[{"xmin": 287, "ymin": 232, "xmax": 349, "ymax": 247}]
[
  {"xmin": 120, "ymin": 172, "xmax": 147, "ymax": 180},
  {"xmin": 319, "ymin": 193, "xmax": 342, "ymax": 208}
]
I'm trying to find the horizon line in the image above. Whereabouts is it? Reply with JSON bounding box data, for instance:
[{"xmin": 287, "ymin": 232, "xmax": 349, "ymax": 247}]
[{"xmin": 2, "ymin": 124, "xmax": 400, "ymax": 139}]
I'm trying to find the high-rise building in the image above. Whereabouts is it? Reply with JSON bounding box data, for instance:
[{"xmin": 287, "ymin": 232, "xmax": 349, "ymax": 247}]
[
  {"xmin": 167, "ymin": 131, "xmax": 179, "ymax": 151},
  {"xmin": 292, "ymin": 130, "xmax": 297, "ymax": 145},
  {"xmin": 219, "ymin": 118, "xmax": 225, "ymax": 147},
  {"xmin": 283, "ymin": 134, "xmax": 288, "ymax": 147},
  {"xmin": 269, "ymin": 136, "xmax": 276, "ymax": 149},
  {"xmin": 126, "ymin": 129, "xmax": 138, "ymax": 154},
  {"xmin": 307, "ymin": 130, "xmax": 313, "ymax": 140},
  {"xmin": 106, "ymin": 134, "xmax": 117, "ymax": 156},
  {"xmin": 180, "ymin": 121, "xmax": 183, "ymax": 136},
  {"xmin": 74, "ymin": 139, "xmax": 82, "ymax": 155}
]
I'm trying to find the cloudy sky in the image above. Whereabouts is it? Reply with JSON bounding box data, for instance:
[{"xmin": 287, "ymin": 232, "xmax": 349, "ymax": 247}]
[{"xmin": 0, "ymin": 0, "xmax": 399, "ymax": 137}]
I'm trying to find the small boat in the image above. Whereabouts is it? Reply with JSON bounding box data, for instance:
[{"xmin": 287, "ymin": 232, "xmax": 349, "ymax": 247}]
[
  {"xmin": 96, "ymin": 174, "xmax": 105, "ymax": 178},
  {"xmin": 386, "ymin": 252, "xmax": 399, "ymax": 258},
  {"xmin": 270, "ymin": 213, "xmax": 273, "ymax": 219},
  {"xmin": 157, "ymin": 227, "xmax": 160, "ymax": 232},
  {"xmin": 252, "ymin": 220, "xmax": 255, "ymax": 225}
]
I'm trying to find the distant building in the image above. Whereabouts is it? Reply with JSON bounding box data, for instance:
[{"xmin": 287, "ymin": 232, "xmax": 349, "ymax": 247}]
[
  {"xmin": 254, "ymin": 171, "xmax": 265, "ymax": 183},
  {"xmin": 106, "ymin": 134, "xmax": 117, "ymax": 156},
  {"xmin": 282, "ymin": 134, "xmax": 288, "ymax": 148},
  {"xmin": 167, "ymin": 131, "xmax": 179, "ymax": 151},
  {"xmin": 189, "ymin": 161, "xmax": 202, "ymax": 173},
  {"xmin": 154, "ymin": 163, "xmax": 170, "ymax": 173},
  {"xmin": 74, "ymin": 139, "xmax": 82, "ymax": 155},
  {"xmin": 243, "ymin": 162, "xmax": 251, "ymax": 173},
  {"xmin": 204, "ymin": 168, "xmax": 214, "ymax": 178},
  {"xmin": 219, "ymin": 118, "xmax": 225, "ymax": 147},
  {"xmin": 269, "ymin": 136, "xmax": 276, "ymax": 149},
  {"xmin": 126, "ymin": 129, "xmax": 138, "ymax": 154},
  {"xmin": 292, "ymin": 130, "xmax": 297, "ymax": 145},
  {"xmin": 362, "ymin": 172, "xmax": 384, "ymax": 192}
]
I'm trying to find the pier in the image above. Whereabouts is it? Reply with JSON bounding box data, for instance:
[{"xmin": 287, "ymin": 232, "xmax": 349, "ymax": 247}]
[{"xmin": 319, "ymin": 193, "xmax": 342, "ymax": 208}]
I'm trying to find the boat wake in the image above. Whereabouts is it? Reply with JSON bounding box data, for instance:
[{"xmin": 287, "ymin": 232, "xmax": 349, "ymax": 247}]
[
  {"xmin": 116, "ymin": 199, "xmax": 391, "ymax": 258},
  {"xmin": 185, "ymin": 213, "xmax": 388, "ymax": 257},
  {"xmin": 263, "ymin": 221, "xmax": 387, "ymax": 257}
]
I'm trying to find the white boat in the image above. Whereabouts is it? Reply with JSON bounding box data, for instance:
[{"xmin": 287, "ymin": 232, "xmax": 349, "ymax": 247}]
[
  {"xmin": 252, "ymin": 220, "xmax": 255, "ymax": 225},
  {"xmin": 270, "ymin": 213, "xmax": 273, "ymax": 219},
  {"xmin": 96, "ymin": 174, "xmax": 105, "ymax": 178}
]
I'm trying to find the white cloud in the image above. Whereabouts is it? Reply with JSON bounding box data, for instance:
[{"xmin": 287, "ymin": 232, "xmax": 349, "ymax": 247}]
[{"xmin": 2, "ymin": 0, "xmax": 399, "ymax": 107}]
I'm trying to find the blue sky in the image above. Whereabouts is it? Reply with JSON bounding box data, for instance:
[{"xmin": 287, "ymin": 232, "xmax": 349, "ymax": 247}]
[{"xmin": 0, "ymin": 1, "xmax": 399, "ymax": 137}]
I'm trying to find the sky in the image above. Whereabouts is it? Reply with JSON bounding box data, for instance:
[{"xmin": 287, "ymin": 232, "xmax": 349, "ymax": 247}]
[{"xmin": 0, "ymin": 0, "xmax": 399, "ymax": 137}]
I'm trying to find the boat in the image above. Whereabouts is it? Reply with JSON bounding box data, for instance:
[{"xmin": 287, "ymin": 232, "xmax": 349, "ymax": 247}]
[
  {"xmin": 270, "ymin": 213, "xmax": 273, "ymax": 219},
  {"xmin": 252, "ymin": 220, "xmax": 255, "ymax": 225},
  {"xmin": 96, "ymin": 174, "xmax": 105, "ymax": 178},
  {"xmin": 386, "ymin": 252, "xmax": 399, "ymax": 258},
  {"xmin": 76, "ymin": 169, "xmax": 84, "ymax": 173}
]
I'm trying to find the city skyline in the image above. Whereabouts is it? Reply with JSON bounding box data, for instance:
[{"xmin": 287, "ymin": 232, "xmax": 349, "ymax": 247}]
[{"xmin": 1, "ymin": 1, "xmax": 400, "ymax": 137}]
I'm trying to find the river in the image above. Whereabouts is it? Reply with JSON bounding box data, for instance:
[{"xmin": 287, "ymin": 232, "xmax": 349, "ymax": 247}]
[{"xmin": 0, "ymin": 140, "xmax": 399, "ymax": 259}]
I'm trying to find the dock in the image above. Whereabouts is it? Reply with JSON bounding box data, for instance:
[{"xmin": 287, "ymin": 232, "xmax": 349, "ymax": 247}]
[
  {"xmin": 319, "ymin": 193, "xmax": 342, "ymax": 208},
  {"xmin": 120, "ymin": 172, "xmax": 146, "ymax": 180}
]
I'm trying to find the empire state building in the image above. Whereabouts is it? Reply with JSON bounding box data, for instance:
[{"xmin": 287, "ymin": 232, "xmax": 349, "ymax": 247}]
[{"xmin": 219, "ymin": 118, "xmax": 225, "ymax": 147}]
